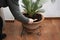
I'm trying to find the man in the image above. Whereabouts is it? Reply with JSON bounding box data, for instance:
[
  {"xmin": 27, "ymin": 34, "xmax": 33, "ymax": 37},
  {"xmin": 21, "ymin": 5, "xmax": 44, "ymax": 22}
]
[
  {"xmin": 0, "ymin": 0, "xmax": 36, "ymax": 39},
  {"xmin": 0, "ymin": 16, "xmax": 6, "ymax": 39}
]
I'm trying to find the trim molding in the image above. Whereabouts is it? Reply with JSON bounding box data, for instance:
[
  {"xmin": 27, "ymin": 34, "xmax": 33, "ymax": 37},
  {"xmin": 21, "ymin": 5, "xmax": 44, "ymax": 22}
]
[
  {"xmin": 5, "ymin": 20, "xmax": 15, "ymax": 22},
  {"xmin": 45, "ymin": 17, "xmax": 60, "ymax": 19},
  {"xmin": 5, "ymin": 17, "xmax": 60, "ymax": 22}
]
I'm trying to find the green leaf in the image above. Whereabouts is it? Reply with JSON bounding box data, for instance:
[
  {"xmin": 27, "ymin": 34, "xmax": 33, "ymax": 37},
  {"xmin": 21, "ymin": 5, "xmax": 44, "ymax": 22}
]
[
  {"xmin": 22, "ymin": 0, "xmax": 47, "ymax": 16},
  {"xmin": 36, "ymin": 9, "xmax": 45, "ymax": 13}
]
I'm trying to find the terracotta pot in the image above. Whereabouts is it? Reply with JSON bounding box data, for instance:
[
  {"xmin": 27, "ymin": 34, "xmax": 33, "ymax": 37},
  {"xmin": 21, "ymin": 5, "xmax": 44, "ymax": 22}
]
[{"xmin": 22, "ymin": 13, "xmax": 44, "ymax": 29}]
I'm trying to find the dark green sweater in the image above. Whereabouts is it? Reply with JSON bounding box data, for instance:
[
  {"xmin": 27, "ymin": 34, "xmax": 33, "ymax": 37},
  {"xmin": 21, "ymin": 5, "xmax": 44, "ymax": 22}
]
[{"xmin": 0, "ymin": 0, "xmax": 29, "ymax": 23}]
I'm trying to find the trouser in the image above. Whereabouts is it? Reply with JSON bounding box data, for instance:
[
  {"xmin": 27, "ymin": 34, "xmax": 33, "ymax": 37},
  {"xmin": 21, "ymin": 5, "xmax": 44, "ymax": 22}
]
[
  {"xmin": 0, "ymin": 17, "xmax": 3, "ymax": 35},
  {"xmin": 0, "ymin": 8, "xmax": 5, "ymax": 35}
]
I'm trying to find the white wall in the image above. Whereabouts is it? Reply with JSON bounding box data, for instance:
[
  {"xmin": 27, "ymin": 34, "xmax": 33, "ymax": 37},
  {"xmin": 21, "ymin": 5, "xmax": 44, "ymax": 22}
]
[
  {"xmin": 42, "ymin": 0, "xmax": 60, "ymax": 17},
  {"xmin": 3, "ymin": 7, "xmax": 14, "ymax": 20},
  {"xmin": 3, "ymin": 0, "xmax": 60, "ymax": 20}
]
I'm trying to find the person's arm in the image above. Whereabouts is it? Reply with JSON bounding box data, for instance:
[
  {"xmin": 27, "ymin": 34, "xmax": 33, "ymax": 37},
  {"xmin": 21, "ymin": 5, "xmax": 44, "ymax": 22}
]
[{"xmin": 7, "ymin": 0, "xmax": 29, "ymax": 23}]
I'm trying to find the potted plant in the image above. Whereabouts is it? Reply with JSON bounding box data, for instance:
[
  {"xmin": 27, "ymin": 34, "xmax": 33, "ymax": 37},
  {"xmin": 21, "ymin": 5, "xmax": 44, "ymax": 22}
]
[{"xmin": 21, "ymin": 0, "xmax": 47, "ymax": 34}]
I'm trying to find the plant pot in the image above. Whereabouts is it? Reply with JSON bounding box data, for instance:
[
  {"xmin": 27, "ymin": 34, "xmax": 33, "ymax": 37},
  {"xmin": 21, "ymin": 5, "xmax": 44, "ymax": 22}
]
[
  {"xmin": 23, "ymin": 13, "xmax": 44, "ymax": 29},
  {"xmin": 22, "ymin": 13, "xmax": 44, "ymax": 35}
]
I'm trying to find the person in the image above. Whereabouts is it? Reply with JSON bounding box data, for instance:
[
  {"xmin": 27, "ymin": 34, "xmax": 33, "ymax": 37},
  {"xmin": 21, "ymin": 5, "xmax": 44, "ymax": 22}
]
[
  {"xmin": 0, "ymin": 16, "xmax": 6, "ymax": 40},
  {"xmin": 0, "ymin": 0, "xmax": 36, "ymax": 39}
]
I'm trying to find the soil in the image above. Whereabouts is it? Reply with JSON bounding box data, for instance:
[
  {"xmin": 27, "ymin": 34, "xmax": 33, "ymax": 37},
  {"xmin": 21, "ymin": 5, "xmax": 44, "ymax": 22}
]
[{"xmin": 23, "ymin": 14, "xmax": 42, "ymax": 22}]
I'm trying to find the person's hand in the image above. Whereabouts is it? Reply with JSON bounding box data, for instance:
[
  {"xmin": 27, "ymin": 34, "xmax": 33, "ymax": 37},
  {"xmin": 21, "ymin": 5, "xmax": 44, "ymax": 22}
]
[{"xmin": 28, "ymin": 18, "xmax": 37, "ymax": 24}]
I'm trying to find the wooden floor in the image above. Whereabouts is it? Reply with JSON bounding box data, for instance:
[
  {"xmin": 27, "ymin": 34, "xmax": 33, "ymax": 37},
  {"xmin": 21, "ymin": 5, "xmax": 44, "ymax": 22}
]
[{"xmin": 3, "ymin": 18, "xmax": 60, "ymax": 40}]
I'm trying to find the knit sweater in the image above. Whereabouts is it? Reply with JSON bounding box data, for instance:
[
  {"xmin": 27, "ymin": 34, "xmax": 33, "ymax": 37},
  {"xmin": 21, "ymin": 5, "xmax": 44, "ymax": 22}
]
[{"xmin": 0, "ymin": 0, "xmax": 29, "ymax": 23}]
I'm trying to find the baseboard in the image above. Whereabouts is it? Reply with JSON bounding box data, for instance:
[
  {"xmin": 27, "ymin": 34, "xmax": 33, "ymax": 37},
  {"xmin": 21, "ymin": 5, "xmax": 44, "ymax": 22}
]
[
  {"xmin": 5, "ymin": 20, "xmax": 15, "ymax": 22},
  {"xmin": 5, "ymin": 17, "xmax": 60, "ymax": 22},
  {"xmin": 45, "ymin": 17, "xmax": 60, "ymax": 19}
]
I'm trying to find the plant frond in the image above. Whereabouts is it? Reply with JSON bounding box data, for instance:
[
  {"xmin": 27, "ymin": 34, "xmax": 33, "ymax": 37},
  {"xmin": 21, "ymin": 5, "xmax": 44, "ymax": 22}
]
[{"xmin": 22, "ymin": 0, "xmax": 47, "ymax": 16}]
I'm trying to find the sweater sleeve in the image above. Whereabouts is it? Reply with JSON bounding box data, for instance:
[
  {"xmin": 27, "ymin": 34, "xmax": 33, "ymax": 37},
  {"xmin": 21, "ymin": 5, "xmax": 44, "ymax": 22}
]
[{"xmin": 7, "ymin": 0, "xmax": 29, "ymax": 23}]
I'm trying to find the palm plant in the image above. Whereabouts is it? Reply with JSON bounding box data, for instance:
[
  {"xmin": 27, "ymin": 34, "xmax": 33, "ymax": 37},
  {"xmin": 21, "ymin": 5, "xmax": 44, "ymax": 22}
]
[{"xmin": 22, "ymin": 0, "xmax": 47, "ymax": 17}]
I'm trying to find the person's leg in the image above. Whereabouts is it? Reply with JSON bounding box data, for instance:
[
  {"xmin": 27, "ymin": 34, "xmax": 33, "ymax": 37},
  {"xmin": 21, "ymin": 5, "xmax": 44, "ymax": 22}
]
[{"xmin": 0, "ymin": 17, "xmax": 6, "ymax": 39}]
